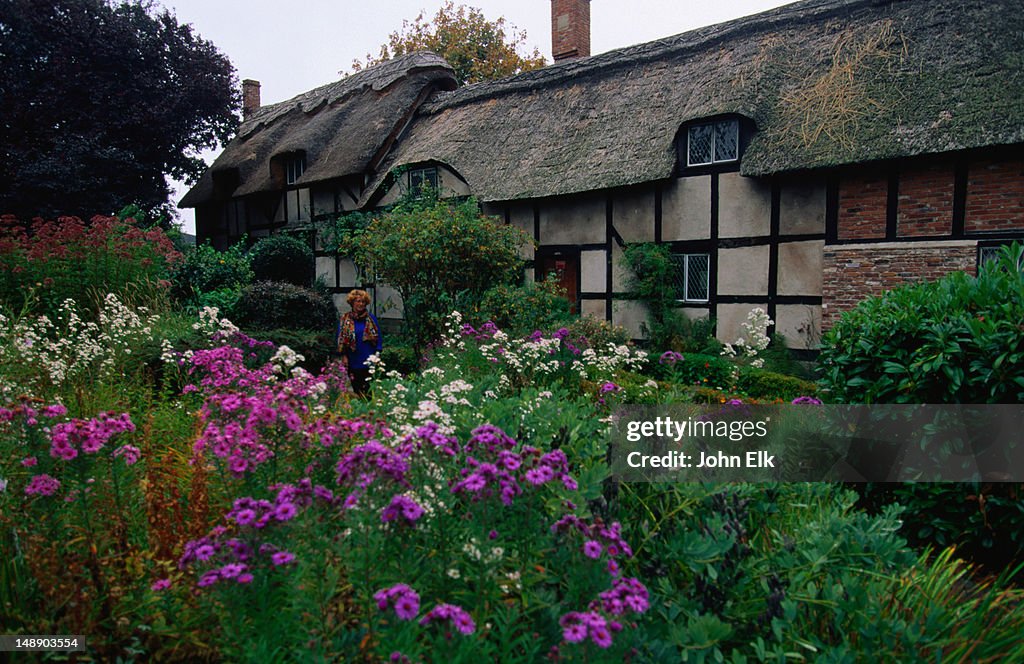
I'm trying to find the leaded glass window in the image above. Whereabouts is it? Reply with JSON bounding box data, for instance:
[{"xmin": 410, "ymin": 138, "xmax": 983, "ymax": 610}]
[
  {"xmin": 671, "ymin": 253, "xmax": 710, "ymax": 302},
  {"xmin": 687, "ymin": 119, "xmax": 740, "ymax": 166}
]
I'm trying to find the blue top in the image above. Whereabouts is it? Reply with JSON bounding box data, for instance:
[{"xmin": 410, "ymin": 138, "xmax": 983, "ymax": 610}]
[{"xmin": 337, "ymin": 314, "xmax": 383, "ymax": 370}]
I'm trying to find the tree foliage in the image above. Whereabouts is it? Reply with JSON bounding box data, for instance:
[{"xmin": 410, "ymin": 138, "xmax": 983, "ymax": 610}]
[
  {"xmin": 352, "ymin": 1, "xmax": 546, "ymax": 85},
  {"xmin": 353, "ymin": 191, "xmax": 531, "ymax": 348},
  {"xmin": 0, "ymin": 0, "xmax": 240, "ymax": 220}
]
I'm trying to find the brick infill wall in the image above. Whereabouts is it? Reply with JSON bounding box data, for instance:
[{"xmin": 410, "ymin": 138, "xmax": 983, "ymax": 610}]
[{"xmin": 822, "ymin": 240, "xmax": 976, "ymax": 329}]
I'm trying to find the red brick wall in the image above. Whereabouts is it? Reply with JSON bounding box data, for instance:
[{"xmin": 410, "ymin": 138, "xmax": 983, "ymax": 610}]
[
  {"xmin": 551, "ymin": 0, "xmax": 590, "ymax": 61},
  {"xmin": 966, "ymin": 158, "xmax": 1024, "ymax": 232},
  {"xmin": 838, "ymin": 174, "xmax": 887, "ymax": 240},
  {"xmin": 897, "ymin": 163, "xmax": 954, "ymax": 237},
  {"xmin": 821, "ymin": 243, "xmax": 976, "ymax": 328}
]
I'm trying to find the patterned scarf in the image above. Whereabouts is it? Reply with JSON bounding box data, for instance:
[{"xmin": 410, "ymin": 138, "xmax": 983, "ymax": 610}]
[{"xmin": 337, "ymin": 311, "xmax": 380, "ymax": 353}]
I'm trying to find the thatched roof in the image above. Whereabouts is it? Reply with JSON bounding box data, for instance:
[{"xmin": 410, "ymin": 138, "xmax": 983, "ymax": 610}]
[
  {"xmin": 361, "ymin": 0, "xmax": 1024, "ymax": 205},
  {"xmin": 179, "ymin": 52, "xmax": 456, "ymax": 208}
]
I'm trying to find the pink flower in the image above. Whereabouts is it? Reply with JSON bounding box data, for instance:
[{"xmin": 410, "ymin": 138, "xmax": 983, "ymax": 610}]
[
  {"xmin": 151, "ymin": 578, "xmax": 172, "ymax": 591},
  {"xmin": 24, "ymin": 474, "xmax": 60, "ymax": 496}
]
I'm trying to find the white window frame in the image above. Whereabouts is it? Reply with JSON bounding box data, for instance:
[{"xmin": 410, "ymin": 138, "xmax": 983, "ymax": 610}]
[
  {"xmin": 673, "ymin": 253, "xmax": 710, "ymax": 303},
  {"xmin": 687, "ymin": 119, "xmax": 740, "ymax": 167}
]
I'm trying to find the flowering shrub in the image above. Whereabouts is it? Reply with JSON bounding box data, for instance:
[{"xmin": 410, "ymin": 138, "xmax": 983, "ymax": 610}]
[
  {"xmin": 0, "ymin": 293, "xmax": 160, "ymax": 398},
  {"xmin": 0, "ymin": 214, "xmax": 180, "ymax": 317},
  {"xmin": 721, "ymin": 307, "xmax": 773, "ymax": 368}
]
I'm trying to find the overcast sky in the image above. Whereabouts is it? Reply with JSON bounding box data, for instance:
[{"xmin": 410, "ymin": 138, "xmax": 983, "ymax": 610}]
[{"xmin": 164, "ymin": 0, "xmax": 795, "ymax": 233}]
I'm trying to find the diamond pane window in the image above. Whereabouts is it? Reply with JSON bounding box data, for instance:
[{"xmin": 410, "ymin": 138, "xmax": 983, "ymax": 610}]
[
  {"xmin": 687, "ymin": 124, "xmax": 713, "ymax": 166},
  {"xmin": 671, "ymin": 253, "xmax": 710, "ymax": 302},
  {"xmin": 687, "ymin": 119, "xmax": 740, "ymax": 166},
  {"xmin": 715, "ymin": 121, "xmax": 739, "ymax": 161}
]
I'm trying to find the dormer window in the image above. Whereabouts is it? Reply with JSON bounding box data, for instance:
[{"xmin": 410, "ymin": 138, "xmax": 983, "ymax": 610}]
[
  {"xmin": 285, "ymin": 154, "xmax": 306, "ymax": 185},
  {"xmin": 687, "ymin": 119, "xmax": 739, "ymax": 167},
  {"xmin": 410, "ymin": 166, "xmax": 438, "ymax": 192}
]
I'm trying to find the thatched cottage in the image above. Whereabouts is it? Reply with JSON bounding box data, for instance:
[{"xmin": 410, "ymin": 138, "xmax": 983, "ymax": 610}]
[{"xmin": 180, "ymin": 0, "xmax": 1024, "ymax": 352}]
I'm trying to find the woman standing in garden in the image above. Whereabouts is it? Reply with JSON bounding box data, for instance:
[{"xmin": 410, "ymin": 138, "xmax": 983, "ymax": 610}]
[{"xmin": 336, "ymin": 289, "xmax": 382, "ymax": 397}]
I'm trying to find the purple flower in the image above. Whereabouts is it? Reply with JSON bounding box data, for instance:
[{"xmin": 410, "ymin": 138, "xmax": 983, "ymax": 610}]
[
  {"xmin": 236, "ymin": 573, "xmax": 254, "ymax": 584},
  {"xmin": 219, "ymin": 563, "xmax": 247, "ymax": 579},
  {"xmin": 194, "ymin": 544, "xmax": 216, "ymax": 561},
  {"xmin": 659, "ymin": 350, "xmax": 684, "ymax": 365},
  {"xmin": 271, "ymin": 551, "xmax": 296, "ymax": 566},
  {"xmin": 374, "ymin": 584, "xmax": 420, "ymax": 621},
  {"xmin": 24, "ymin": 474, "xmax": 60, "ymax": 497},
  {"xmin": 273, "ymin": 501, "xmax": 298, "ymax": 522},
  {"xmin": 582, "ymin": 540, "xmax": 603, "ymax": 559},
  {"xmin": 420, "ymin": 603, "xmax": 475, "ymax": 635},
  {"xmin": 197, "ymin": 570, "xmax": 220, "ymax": 587},
  {"xmin": 792, "ymin": 395, "xmax": 823, "ymax": 405},
  {"xmin": 599, "ymin": 382, "xmax": 620, "ymax": 394},
  {"xmin": 151, "ymin": 578, "xmax": 172, "ymax": 591},
  {"xmin": 381, "ymin": 495, "xmax": 424, "ymax": 525},
  {"xmin": 20, "ymin": 456, "xmax": 37, "ymax": 467}
]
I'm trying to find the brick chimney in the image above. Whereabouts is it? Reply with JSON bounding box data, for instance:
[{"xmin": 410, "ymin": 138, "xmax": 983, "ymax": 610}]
[
  {"xmin": 551, "ymin": 0, "xmax": 591, "ymax": 62},
  {"xmin": 242, "ymin": 79, "xmax": 261, "ymax": 118}
]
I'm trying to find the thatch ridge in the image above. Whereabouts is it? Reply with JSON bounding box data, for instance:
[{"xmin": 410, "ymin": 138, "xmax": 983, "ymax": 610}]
[{"xmin": 361, "ymin": 0, "xmax": 1024, "ymax": 205}]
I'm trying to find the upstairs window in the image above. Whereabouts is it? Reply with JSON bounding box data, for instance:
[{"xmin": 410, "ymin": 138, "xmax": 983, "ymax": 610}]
[
  {"xmin": 285, "ymin": 155, "xmax": 306, "ymax": 185},
  {"xmin": 671, "ymin": 253, "xmax": 710, "ymax": 302},
  {"xmin": 687, "ymin": 119, "xmax": 740, "ymax": 167},
  {"xmin": 410, "ymin": 166, "xmax": 438, "ymax": 192}
]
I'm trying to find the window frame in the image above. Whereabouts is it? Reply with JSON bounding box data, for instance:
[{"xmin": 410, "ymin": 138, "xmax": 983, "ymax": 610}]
[
  {"xmin": 285, "ymin": 155, "xmax": 306, "ymax": 185},
  {"xmin": 686, "ymin": 119, "xmax": 740, "ymax": 168},
  {"xmin": 672, "ymin": 252, "xmax": 711, "ymax": 303},
  {"xmin": 409, "ymin": 166, "xmax": 439, "ymax": 192}
]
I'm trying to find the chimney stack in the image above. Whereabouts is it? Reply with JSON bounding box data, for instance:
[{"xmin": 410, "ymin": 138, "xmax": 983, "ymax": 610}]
[
  {"xmin": 242, "ymin": 79, "xmax": 261, "ymax": 118},
  {"xmin": 551, "ymin": 0, "xmax": 591, "ymax": 62}
]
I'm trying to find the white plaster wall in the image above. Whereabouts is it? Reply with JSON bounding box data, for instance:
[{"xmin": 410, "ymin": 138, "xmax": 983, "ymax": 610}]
[
  {"xmin": 775, "ymin": 304, "xmax": 822, "ymax": 350},
  {"xmin": 373, "ymin": 284, "xmax": 404, "ymax": 319},
  {"xmin": 662, "ymin": 176, "xmax": 711, "ymax": 241},
  {"xmin": 719, "ymin": 173, "xmax": 770, "ymax": 238},
  {"xmin": 777, "ymin": 241, "xmax": 824, "ymax": 296},
  {"xmin": 716, "ymin": 303, "xmax": 763, "ymax": 346},
  {"xmin": 315, "ymin": 256, "xmax": 337, "ymax": 288},
  {"xmin": 612, "ymin": 299, "xmax": 650, "ymax": 339},
  {"xmin": 718, "ymin": 246, "xmax": 769, "ymax": 295},
  {"xmin": 538, "ymin": 195, "xmax": 606, "ymax": 244},
  {"xmin": 337, "ymin": 258, "xmax": 358, "ymax": 288},
  {"xmin": 581, "ymin": 249, "xmax": 607, "ymax": 293},
  {"xmin": 581, "ymin": 299, "xmax": 606, "ymax": 320},
  {"xmin": 612, "ymin": 188, "xmax": 655, "ymax": 243},
  {"xmin": 611, "ymin": 243, "xmax": 635, "ymax": 295},
  {"xmin": 312, "ymin": 189, "xmax": 336, "ymax": 217},
  {"xmin": 780, "ymin": 181, "xmax": 826, "ymax": 235}
]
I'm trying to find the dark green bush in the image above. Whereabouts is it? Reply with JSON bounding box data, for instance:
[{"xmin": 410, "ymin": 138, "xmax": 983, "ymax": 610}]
[
  {"xmin": 249, "ymin": 234, "xmax": 314, "ymax": 287},
  {"xmin": 819, "ymin": 242, "xmax": 1024, "ymax": 404},
  {"xmin": 657, "ymin": 352, "xmax": 735, "ymax": 389},
  {"xmin": 234, "ymin": 281, "xmax": 337, "ymax": 331},
  {"xmin": 170, "ymin": 240, "xmax": 252, "ymax": 305},
  {"xmin": 820, "ymin": 243, "xmax": 1024, "ymax": 577},
  {"xmin": 736, "ymin": 366, "xmax": 817, "ymax": 401},
  {"xmin": 567, "ymin": 315, "xmax": 631, "ymax": 349},
  {"xmin": 244, "ymin": 327, "xmax": 336, "ymax": 373}
]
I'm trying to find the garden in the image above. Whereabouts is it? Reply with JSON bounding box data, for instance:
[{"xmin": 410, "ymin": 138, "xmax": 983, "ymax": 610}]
[{"xmin": 1, "ymin": 202, "xmax": 1023, "ymax": 662}]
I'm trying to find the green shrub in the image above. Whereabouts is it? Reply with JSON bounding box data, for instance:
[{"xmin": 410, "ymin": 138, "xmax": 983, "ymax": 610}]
[
  {"xmin": 249, "ymin": 234, "xmax": 314, "ymax": 287},
  {"xmin": 234, "ymin": 281, "xmax": 337, "ymax": 331},
  {"xmin": 820, "ymin": 242, "xmax": 1024, "ymax": 577},
  {"xmin": 466, "ymin": 279, "xmax": 574, "ymax": 337},
  {"xmin": 567, "ymin": 315, "xmax": 632, "ymax": 349},
  {"xmin": 355, "ymin": 192, "xmax": 530, "ymax": 349},
  {"xmin": 242, "ymin": 327, "xmax": 336, "ymax": 373},
  {"xmin": 818, "ymin": 242, "xmax": 1024, "ymax": 404},
  {"xmin": 170, "ymin": 240, "xmax": 252, "ymax": 306},
  {"xmin": 656, "ymin": 352, "xmax": 735, "ymax": 389},
  {"xmin": 736, "ymin": 366, "xmax": 817, "ymax": 401}
]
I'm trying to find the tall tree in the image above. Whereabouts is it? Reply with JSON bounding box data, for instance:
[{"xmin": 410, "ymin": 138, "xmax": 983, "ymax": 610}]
[
  {"xmin": 0, "ymin": 0, "xmax": 239, "ymax": 220},
  {"xmin": 352, "ymin": 1, "xmax": 546, "ymax": 86}
]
